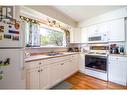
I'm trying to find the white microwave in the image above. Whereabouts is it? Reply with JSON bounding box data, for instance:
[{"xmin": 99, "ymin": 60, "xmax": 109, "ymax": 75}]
[{"xmin": 88, "ymin": 34, "xmax": 107, "ymax": 43}]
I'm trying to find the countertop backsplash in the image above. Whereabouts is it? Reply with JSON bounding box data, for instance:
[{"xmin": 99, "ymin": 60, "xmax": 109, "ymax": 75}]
[
  {"xmin": 68, "ymin": 43, "xmax": 89, "ymax": 52},
  {"xmin": 25, "ymin": 43, "xmax": 88, "ymax": 55},
  {"xmin": 25, "ymin": 47, "xmax": 68, "ymax": 54}
]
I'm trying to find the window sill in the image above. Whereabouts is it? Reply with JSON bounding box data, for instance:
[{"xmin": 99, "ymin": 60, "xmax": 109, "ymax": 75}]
[{"xmin": 25, "ymin": 46, "xmax": 67, "ymax": 49}]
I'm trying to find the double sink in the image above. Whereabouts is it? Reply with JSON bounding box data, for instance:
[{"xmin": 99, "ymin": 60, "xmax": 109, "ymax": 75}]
[{"xmin": 46, "ymin": 52, "xmax": 73, "ymax": 56}]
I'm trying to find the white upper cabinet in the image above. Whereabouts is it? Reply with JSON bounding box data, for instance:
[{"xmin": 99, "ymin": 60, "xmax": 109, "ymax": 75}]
[
  {"xmin": 87, "ymin": 25, "xmax": 97, "ymax": 37},
  {"xmin": 70, "ymin": 28, "xmax": 81, "ymax": 43},
  {"xmin": 108, "ymin": 18, "xmax": 125, "ymax": 42},
  {"xmin": 80, "ymin": 18, "xmax": 125, "ymax": 43},
  {"xmin": 81, "ymin": 27, "xmax": 88, "ymax": 43},
  {"xmin": 97, "ymin": 22, "xmax": 108, "ymax": 42},
  {"xmin": 87, "ymin": 23, "xmax": 107, "ymax": 37},
  {"xmin": 86, "ymin": 23, "xmax": 108, "ymax": 43}
]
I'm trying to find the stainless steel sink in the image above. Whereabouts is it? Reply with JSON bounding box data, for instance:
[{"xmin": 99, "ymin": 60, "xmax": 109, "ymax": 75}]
[{"xmin": 47, "ymin": 53, "xmax": 64, "ymax": 56}]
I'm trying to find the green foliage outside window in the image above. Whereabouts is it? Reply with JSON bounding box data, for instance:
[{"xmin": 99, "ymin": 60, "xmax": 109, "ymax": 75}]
[{"xmin": 40, "ymin": 27, "xmax": 65, "ymax": 47}]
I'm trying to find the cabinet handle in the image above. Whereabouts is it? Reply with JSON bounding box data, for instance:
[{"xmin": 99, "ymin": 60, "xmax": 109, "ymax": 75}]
[
  {"xmin": 61, "ymin": 63, "xmax": 64, "ymax": 65},
  {"xmin": 39, "ymin": 63, "xmax": 41, "ymax": 65}
]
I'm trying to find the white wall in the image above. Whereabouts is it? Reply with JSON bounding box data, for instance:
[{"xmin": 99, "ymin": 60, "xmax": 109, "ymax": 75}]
[
  {"xmin": 78, "ymin": 7, "xmax": 127, "ymax": 27},
  {"xmin": 24, "ymin": 6, "xmax": 77, "ymax": 27}
]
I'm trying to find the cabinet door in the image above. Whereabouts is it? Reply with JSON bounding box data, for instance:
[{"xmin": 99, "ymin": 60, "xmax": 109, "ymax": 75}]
[
  {"xmin": 79, "ymin": 53, "xmax": 85, "ymax": 73},
  {"xmin": 74, "ymin": 28, "xmax": 81, "ymax": 43},
  {"xmin": 72, "ymin": 54, "xmax": 79, "ymax": 71},
  {"xmin": 26, "ymin": 68, "xmax": 39, "ymax": 89},
  {"xmin": 87, "ymin": 25, "xmax": 97, "ymax": 37},
  {"xmin": 70, "ymin": 28, "xmax": 81, "ymax": 43},
  {"xmin": 108, "ymin": 18, "xmax": 125, "ymax": 42},
  {"xmin": 108, "ymin": 61, "xmax": 127, "ymax": 86},
  {"xmin": 81, "ymin": 27, "xmax": 88, "ymax": 43},
  {"xmin": 97, "ymin": 22, "xmax": 108, "ymax": 42},
  {"xmin": 60, "ymin": 60, "xmax": 73, "ymax": 79},
  {"xmin": 39, "ymin": 66, "xmax": 50, "ymax": 89},
  {"xmin": 50, "ymin": 63, "xmax": 61, "ymax": 87},
  {"xmin": 60, "ymin": 62, "xmax": 68, "ymax": 79}
]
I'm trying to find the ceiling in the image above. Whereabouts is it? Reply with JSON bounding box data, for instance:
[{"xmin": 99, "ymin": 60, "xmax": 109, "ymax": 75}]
[{"xmin": 53, "ymin": 6, "xmax": 125, "ymax": 22}]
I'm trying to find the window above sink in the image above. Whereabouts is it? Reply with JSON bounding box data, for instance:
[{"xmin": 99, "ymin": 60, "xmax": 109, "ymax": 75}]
[{"xmin": 40, "ymin": 26, "xmax": 66, "ymax": 47}]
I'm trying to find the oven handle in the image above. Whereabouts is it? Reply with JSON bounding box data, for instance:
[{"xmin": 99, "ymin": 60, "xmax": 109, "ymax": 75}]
[{"xmin": 85, "ymin": 55, "xmax": 107, "ymax": 59}]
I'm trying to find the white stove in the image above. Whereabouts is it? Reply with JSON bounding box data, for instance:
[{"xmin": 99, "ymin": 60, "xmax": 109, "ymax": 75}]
[
  {"xmin": 87, "ymin": 52, "xmax": 108, "ymax": 56},
  {"xmin": 84, "ymin": 44, "xmax": 109, "ymax": 81}
]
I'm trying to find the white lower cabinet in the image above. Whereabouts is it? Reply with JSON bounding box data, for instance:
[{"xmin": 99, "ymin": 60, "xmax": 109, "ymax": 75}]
[
  {"xmin": 50, "ymin": 62, "xmax": 62, "ymax": 87},
  {"xmin": 108, "ymin": 56, "xmax": 127, "ymax": 86},
  {"xmin": 60, "ymin": 61, "xmax": 69, "ymax": 79},
  {"xmin": 39, "ymin": 66, "xmax": 50, "ymax": 89},
  {"xmin": 79, "ymin": 53, "xmax": 85, "ymax": 73},
  {"xmin": 25, "ymin": 54, "xmax": 79, "ymax": 89},
  {"xmin": 72, "ymin": 54, "xmax": 79, "ymax": 72},
  {"xmin": 26, "ymin": 67, "xmax": 40, "ymax": 89}
]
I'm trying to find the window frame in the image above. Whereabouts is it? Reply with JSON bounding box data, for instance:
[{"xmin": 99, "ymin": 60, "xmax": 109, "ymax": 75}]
[{"xmin": 39, "ymin": 26, "xmax": 67, "ymax": 48}]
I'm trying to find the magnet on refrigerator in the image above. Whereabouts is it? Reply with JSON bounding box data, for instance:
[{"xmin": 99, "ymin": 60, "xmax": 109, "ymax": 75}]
[
  {"xmin": 14, "ymin": 22, "xmax": 20, "ymax": 30},
  {"xmin": 0, "ymin": 70, "xmax": 3, "ymax": 80},
  {"xmin": 0, "ymin": 26, "xmax": 4, "ymax": 32},
  {"xmin": 8, "ymin": 30, "xmax": 19, "ymax": 34},
  {"xmin": 4, "ymin": 34, "xmax": 11, "ymax": 39},
  {"xmin": 12, "ymin": 36, "xmax": 19, "ymax": 41},
  {"xmin": 0, "ymin": 35, "xmax": 3, "ymax": 40}
]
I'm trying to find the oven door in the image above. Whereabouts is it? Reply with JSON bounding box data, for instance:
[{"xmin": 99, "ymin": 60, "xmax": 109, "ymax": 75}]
[{"xmin": 85, "ymin": 54, "xmax": 107, "ymax": 72}]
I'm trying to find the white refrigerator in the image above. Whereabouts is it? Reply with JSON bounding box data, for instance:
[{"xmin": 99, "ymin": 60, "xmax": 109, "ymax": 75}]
[{"xmin": 0, "ymin": 19, "xmax": 26, "ymax": 89}]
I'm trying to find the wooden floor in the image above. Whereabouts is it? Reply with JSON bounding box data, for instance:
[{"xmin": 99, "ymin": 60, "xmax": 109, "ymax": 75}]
[{"xmin": 65, "ymin": 72, "xmax": 127, "ymax": 89}]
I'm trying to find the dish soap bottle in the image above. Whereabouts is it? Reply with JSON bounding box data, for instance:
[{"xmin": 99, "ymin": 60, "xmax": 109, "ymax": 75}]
[{"xmin": 119, "ymin": 46, "xmax": 124, "ymax": 54}]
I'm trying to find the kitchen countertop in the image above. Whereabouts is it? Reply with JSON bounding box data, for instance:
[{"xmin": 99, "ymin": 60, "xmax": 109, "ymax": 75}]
[
  {"xmin": 80, "ymin": 52, "xmax": 127, "ymax": 57},
  {"xmin": 109, "ymin": 54, "xmax": 127, "ymax": 57},
  {"xmin": 25, "ymin": 52, "xmax": 80, "ymax": 62}
]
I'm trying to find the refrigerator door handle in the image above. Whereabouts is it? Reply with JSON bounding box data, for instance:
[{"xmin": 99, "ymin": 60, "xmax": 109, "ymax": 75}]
[
  {"xmin": 20, "ymin": 50, "xmax": 25, "ymax": 70},
  {"xmin": 20, "ymin": 49, "xmax": 26, "ymax": 80}
]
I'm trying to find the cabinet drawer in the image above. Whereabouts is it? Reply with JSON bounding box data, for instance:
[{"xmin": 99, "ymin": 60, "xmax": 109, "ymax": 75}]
[
  {"xmin": 25, "ymin": 60, "xmax": 41, "ymax": 69},
  {"xmin": 72, "ymin": 54, "xmax": 78, "ymax": 58},
  {"xmin": 109, "ymin": 56, "xmax": 127, "ymax": 62},
  {"xmin": 42, "ymin": 56, "xmax": 71, "ymax": 64},
  {"xmin": 62, "ymin": 56, "xmax": 72, "ymax": 60}
]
